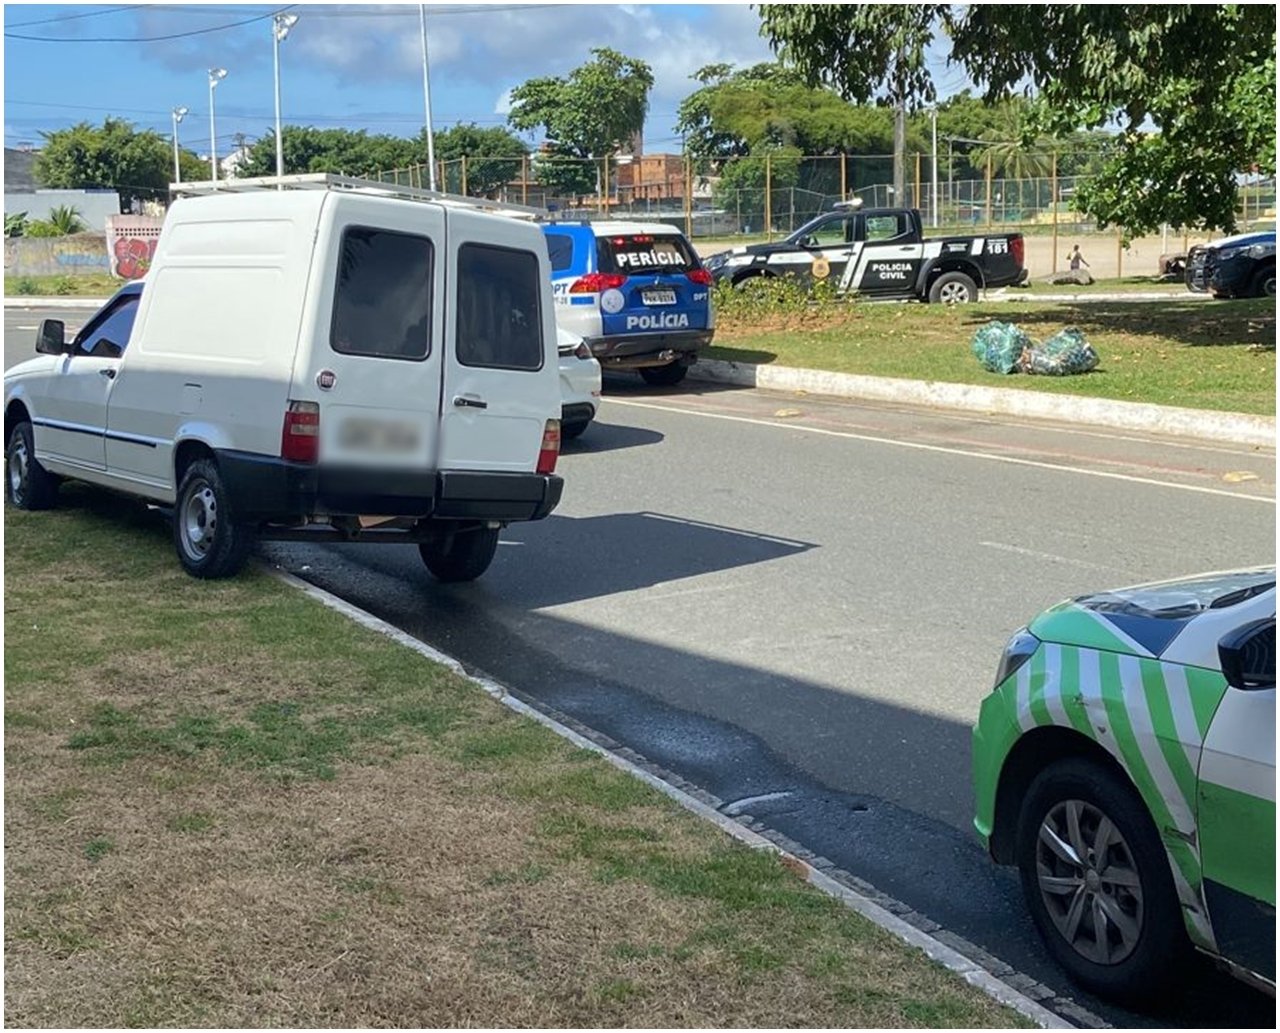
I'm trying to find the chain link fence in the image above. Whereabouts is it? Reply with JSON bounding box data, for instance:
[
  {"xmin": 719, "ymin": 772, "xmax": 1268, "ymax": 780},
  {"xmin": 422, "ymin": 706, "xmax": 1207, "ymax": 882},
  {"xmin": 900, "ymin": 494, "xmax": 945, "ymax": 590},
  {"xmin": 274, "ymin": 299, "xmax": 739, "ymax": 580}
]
[{"xmin": 373, "ymin": 152, "xmax": 1276, "ymax": 276}]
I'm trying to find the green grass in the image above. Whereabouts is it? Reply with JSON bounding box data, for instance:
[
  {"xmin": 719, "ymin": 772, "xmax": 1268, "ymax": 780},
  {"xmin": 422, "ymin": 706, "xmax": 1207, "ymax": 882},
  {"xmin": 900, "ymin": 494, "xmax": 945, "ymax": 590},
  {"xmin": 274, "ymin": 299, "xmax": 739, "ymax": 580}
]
[
  {"xmin": 710, "ymin": 297, "xmax": 1276, "ymax": 415},
  {"xmin": 5, "ymin": 273, "xmax": 123, "ymax": 297}
]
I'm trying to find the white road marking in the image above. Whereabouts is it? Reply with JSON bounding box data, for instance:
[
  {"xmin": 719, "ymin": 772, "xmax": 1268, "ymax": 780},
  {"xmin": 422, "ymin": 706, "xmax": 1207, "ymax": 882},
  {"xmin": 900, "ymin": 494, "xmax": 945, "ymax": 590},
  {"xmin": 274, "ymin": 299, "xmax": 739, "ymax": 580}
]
[
  {"xmin": 978, "ymin": 541, "xmax": 1127, "ymax": 573},
  {"xmin": 609, "ymin": 398, "xmax": 1276, "ymax": 505}
]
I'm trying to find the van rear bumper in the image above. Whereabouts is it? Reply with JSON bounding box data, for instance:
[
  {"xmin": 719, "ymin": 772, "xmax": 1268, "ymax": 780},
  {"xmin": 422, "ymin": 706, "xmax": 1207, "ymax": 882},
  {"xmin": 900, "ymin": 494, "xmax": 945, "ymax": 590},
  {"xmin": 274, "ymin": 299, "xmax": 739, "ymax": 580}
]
[{"xmin": 215, "ymin": 450, "xmax": 563, "ymax": 524}]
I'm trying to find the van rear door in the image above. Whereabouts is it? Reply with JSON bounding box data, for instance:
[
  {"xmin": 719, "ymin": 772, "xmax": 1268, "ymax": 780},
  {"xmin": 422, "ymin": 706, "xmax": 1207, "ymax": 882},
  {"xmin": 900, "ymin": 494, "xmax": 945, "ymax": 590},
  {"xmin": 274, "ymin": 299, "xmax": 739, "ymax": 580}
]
[
  {"xmin": 439, "ymin": 209, "xmax": 559, "ymax": 473},
  {"xmin": 308, "ymin": 195, "xmax": 444, "ymax": 476}
]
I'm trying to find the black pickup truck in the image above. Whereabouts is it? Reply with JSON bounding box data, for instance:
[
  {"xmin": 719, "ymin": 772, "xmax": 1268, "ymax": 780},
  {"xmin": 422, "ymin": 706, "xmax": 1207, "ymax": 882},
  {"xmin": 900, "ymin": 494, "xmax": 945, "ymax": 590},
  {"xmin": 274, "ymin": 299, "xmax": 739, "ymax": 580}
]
[{"xmin": 704, "ymin": 201, "xmax": 1027, "ymax": 303}]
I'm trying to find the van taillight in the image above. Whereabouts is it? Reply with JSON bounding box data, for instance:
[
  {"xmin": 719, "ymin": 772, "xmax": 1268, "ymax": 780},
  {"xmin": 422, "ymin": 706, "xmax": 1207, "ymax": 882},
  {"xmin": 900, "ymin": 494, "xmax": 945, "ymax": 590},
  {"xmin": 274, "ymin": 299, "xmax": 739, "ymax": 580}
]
[
  {"xmin": 281, "ymin": 400, "xmax": 319, "ymax": 463},
  {"xmin": 536, "ymin": 420, "xmax": 560, "ymax": 475},
  {"xmin": 687, "ymin": 268, "xmax": 712, "ymax": 285},
  {"xmin": 570, "ymin": 272, "xmax": 626, "ymax": 293}
]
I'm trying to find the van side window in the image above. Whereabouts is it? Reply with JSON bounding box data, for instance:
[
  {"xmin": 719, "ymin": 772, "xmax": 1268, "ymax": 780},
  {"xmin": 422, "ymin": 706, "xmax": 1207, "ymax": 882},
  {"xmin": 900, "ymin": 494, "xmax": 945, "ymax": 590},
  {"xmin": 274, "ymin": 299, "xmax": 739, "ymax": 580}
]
[
  {"xmin": 456, "ymin": 244, "xmax": 543, "ymax": 371},
  {"xmin": 331, "ymin": 227, "xmax": 433, "ymax": 361},
  {"xmin": 76, "ymin": 295, "xmax": 140, "ymax": 358},
  {"xmin": 544, "ymin": 233, "xmax": 575, "ymax": 272}
]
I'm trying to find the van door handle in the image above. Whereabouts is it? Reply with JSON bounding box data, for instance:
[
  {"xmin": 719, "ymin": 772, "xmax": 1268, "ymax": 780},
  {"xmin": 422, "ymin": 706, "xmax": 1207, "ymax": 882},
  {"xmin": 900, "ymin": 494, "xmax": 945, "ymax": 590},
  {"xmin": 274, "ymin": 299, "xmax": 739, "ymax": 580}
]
[
  {"xmin": 453, "ymin": 395, "xmax": 488, "ymax": 410},
  {"xmin": 99, "ymin": 368, "xmax": 117, "ymax": 380}
]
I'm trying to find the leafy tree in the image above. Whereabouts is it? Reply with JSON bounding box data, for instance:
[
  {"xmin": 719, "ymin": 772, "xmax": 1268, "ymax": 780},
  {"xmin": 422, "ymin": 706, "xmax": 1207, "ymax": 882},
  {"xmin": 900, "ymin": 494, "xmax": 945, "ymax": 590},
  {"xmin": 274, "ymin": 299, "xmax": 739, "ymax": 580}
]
[
  {"xmin": 238, "ymin": 126, "xmax": 421, "ymax": 179},
  {"xmin": 677, "ymin": 62, "xmax": 910, "ymax": 165},
  {"xmin": 34, "ymin": 118, "xmax": 171, "ymax": 211},
  {"xmin": 508, "ymin": 48, "xmax": 654, "ymax": 196},
  {"xmin": 756, "ymin": 3, "xmax": 1277, "ymax": 235},
  {"xmin": 427, "ymin": 124, "xmax": 528, "ymax": 197},
  {"xmin": 970, "ymin": 103, "xmax": 1054, "ymax": 181}
]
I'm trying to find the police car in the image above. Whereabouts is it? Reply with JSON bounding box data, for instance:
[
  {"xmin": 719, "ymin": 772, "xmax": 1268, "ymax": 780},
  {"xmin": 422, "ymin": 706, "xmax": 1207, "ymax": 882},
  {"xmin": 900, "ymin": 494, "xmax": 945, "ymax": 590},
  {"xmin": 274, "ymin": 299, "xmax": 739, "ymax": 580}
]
[
  {"xmin": 972, "ymin": 568, "xmax": 1275, "ymax": 1002},
  {"xmin": 543, "ymin": 222, "xmax": 715, "ymax": 386},
  {"xmin": 705, "ymin": 199, "xmax": 1026, "ymax": 303}
]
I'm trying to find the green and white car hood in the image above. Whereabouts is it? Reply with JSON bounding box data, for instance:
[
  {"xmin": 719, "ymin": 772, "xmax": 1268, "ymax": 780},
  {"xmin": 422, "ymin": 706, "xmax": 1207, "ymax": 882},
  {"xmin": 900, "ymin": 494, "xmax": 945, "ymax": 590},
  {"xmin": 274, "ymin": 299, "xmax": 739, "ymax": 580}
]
[{"xmin": 1030, "ymin": 567, "xmax": 1276, "ymax": 672}]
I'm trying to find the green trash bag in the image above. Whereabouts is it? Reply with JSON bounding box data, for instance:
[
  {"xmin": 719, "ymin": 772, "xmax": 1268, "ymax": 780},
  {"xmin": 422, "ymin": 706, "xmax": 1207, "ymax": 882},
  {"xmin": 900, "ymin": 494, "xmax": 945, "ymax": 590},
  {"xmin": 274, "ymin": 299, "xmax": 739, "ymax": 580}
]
[
  {"xmin": 1023, "ymin": 327, "xmax": 1099, "ymax": 376},
  {"xmin": 970, "ymin": 321, "xmax": 1032, "ymax": 374}
]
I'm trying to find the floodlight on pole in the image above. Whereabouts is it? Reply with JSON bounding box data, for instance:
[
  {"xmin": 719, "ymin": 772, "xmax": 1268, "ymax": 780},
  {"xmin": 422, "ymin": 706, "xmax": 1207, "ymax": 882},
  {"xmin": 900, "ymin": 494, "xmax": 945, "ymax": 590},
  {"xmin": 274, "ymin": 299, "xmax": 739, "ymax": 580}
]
[
  {"xmin": 172, "ymin": 106, "xmax": 189, "ymax": 184},
  {"xmin": 419, "ymin": 4, "xmax": 437, "ymax": 191},
  {"xmin": 273, "ymin": 14, "xmax": 299, "ymax": 187},
  {"xmin": 208, "ymin": 67, "xmax": 227, "ymax": 182}
]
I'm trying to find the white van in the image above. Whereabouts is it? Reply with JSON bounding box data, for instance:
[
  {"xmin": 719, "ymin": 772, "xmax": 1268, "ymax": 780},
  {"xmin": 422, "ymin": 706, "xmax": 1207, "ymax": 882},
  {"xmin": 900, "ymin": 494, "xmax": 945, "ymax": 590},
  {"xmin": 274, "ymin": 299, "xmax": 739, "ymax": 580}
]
[{"xmin": 4, "ymin": 174, "xmax": 564, "ymax": 581}]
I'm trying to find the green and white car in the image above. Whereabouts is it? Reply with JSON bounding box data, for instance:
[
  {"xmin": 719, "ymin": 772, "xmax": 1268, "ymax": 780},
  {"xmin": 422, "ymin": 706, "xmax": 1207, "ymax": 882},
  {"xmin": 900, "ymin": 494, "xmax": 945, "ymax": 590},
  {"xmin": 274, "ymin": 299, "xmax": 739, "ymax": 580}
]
[{"xmin": 972, "ymin": 568, "xmax": 1275, "ymax": 1003}]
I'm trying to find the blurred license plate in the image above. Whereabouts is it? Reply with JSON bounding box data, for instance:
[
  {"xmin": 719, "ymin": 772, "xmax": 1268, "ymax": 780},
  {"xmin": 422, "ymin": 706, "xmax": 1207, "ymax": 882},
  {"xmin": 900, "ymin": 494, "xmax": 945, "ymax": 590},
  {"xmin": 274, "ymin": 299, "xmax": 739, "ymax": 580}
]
[
  {"xmin": 642, "ymin": 289, "xmax": 676, "ymax": 305},
  {"xmin": 338, "ymin": 417, "xmax": 420, "ymax": 454}
]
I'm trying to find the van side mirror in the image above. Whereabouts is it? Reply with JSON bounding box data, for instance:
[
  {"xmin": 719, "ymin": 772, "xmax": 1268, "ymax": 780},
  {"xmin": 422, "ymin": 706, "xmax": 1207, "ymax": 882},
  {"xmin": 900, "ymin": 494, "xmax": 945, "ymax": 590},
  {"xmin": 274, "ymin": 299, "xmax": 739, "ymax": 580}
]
[
  {"xmin": 1219, "ymin": 618, "xmax": 1276, "ymax": 690},
  {"xmin": 35, "ymin": 319, "xmax": 67, "ymax": 355}
]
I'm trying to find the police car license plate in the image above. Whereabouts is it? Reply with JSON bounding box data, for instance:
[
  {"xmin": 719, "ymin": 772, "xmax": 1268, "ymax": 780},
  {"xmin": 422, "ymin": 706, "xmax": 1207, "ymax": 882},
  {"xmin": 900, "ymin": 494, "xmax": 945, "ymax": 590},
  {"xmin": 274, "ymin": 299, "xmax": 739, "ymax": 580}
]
[{"xmin": 642, "ymin": 289, "xmax": 677, "ymax": 306}]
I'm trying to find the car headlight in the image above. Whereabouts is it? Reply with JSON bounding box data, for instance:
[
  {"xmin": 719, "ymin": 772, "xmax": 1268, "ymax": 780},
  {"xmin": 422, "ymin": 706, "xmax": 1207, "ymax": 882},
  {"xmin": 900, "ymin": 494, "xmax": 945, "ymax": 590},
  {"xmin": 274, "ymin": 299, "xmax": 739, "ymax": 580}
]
[
  {"xmin": 1215, "ymin": 246, "xmax": 1246, "ymax": 262},
  {"xmin": 704, "ymin": 252, "xmax": 727, "ymax": 269},
  {"xmin": 993, "ymin": 627, "xmax": 1040, "ymax": 689}
]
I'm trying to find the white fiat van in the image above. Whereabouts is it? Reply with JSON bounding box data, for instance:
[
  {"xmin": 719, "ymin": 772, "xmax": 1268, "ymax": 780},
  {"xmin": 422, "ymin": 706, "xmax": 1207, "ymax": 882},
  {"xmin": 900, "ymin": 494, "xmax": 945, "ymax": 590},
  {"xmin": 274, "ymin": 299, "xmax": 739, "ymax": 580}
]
[{"xmin": 4, "ymin": 174, "xmax": 564, "ymax": 581}]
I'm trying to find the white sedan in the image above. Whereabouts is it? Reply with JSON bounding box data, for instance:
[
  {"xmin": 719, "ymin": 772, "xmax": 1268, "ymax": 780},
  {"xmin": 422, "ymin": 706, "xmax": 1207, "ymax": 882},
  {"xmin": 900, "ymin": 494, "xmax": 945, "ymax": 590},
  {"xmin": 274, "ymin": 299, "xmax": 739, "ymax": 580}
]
[{"xmin": 557, "ymin": 327, "xmax": 601, "ymax": 440}]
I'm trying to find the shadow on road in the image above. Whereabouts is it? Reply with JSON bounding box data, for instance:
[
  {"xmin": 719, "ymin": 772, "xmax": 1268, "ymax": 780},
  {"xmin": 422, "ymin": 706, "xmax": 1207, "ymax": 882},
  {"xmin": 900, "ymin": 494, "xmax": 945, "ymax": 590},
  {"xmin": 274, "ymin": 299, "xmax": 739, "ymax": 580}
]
[{"xmin": 562, "ymin": 419, "xmax": 665, "ymax": 454}]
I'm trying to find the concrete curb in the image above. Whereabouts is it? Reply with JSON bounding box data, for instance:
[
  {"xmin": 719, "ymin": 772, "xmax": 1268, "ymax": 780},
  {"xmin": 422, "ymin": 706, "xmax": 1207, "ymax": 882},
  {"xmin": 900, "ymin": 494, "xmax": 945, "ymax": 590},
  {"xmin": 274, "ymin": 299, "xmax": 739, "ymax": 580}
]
[
  {"xmin": 3, "ymin": 296, "xmax": 110, "ymax": 309},
  {"xmin": 686, "ymin": 359, "xmax": 1276, "ymax": 448},
  {"xmin": 985, "ymin": 290, "xmax": 1209, "ymax": 303},
  {"xmin": 268, "ymin": 565, "xmax": 1075, "ymax": 1029}
]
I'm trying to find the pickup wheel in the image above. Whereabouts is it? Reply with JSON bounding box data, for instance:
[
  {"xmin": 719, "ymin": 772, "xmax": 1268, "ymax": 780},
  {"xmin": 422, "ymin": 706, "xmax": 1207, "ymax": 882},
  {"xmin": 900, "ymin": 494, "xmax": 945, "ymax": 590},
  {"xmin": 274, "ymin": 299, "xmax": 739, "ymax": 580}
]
[
  {"xmin": 639, "ymin": 363, "xmax": 689, "ymax": 387},
  {"xmin": 173, "ymin": 459, "xmax": 254, "ymax": 579},
  {"xmin": 929, "ymin": 271, "xmax": 978, "ymax": 304},
  {"xmin": 6, "ymin": 420, "xmax": 59, "ymax": 510},
  {"xmin": 419, "ymin": 523, "xmax": 500, "ymax": 582},
  {"xmin": 1249, "ymin": 266, "xmax": 1276, "ymax": 298}
]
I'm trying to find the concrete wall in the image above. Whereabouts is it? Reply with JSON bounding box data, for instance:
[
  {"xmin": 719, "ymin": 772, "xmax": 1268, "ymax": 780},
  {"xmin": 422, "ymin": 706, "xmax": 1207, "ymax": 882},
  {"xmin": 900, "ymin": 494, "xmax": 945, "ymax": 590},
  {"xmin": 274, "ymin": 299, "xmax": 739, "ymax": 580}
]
[
  {"xmin": 4, "ymin": 233, "xmax": 112, "ymax": 278},
  {"xmin": 4, "ymin": 190, "xmax": 122, "ymax": 233}
]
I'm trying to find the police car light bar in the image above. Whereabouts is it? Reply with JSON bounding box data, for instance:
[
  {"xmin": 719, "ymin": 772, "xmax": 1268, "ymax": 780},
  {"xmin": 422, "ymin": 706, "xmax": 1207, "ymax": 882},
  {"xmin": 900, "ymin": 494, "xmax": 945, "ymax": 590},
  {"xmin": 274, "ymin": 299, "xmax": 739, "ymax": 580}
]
[{"xmin": 833, "ymin": 198, "xmax": 864, "ymax": 210}]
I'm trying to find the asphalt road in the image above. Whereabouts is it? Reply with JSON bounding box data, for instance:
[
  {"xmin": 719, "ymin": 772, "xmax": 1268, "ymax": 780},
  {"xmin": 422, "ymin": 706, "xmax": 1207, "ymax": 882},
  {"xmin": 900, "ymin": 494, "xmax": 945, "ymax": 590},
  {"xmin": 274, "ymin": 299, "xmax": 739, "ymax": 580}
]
[{"xmin": 6, "ymin": 305, "xmax": 1276, "ymax": 1026}]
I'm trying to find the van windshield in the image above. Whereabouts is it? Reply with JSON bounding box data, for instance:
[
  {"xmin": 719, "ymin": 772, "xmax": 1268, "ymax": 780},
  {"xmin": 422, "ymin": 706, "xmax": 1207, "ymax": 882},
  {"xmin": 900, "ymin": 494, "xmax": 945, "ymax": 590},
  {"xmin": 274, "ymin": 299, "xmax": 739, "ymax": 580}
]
[{"xmin": 597, "ymin": 234, "xmax": 699, "ymax": 274}]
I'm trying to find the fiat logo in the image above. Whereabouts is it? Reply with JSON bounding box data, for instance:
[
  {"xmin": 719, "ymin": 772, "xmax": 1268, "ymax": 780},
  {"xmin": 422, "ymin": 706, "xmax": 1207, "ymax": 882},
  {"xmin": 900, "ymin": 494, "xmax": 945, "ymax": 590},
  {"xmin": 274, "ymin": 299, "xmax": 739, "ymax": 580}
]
[{"xmin": 316, "ymin": 369, "xmax": 337, "ymax": 390}]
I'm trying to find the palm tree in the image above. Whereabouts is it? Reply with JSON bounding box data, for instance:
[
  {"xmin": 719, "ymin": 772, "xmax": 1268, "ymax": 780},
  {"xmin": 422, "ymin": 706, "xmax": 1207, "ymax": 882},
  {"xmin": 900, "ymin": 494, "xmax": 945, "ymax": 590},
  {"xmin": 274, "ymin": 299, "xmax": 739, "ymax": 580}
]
[
  {"xmin": 971, "ymin": 104, "xmax": 1055, "ymax": 181},
  {"xmin": 45, "ymin": 205, "xmax": 87, "ymax": 235}
]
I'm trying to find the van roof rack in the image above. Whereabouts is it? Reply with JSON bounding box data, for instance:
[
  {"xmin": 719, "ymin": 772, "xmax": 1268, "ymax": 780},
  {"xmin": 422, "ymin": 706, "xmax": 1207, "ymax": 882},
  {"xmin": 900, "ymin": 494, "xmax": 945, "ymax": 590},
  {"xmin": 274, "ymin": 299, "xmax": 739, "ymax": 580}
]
[{"xmin": 169, "ymin": 172, "xmax": 549, "ymax": 222}]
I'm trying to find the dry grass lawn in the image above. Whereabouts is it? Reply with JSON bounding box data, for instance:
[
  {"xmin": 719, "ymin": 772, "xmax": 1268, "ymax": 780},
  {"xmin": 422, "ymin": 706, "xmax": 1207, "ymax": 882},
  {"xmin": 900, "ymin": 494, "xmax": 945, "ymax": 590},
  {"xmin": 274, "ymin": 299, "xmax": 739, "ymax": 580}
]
[{"xmin": 4, "ymin": 487, "xmax": 1027, "ymax": 1028}]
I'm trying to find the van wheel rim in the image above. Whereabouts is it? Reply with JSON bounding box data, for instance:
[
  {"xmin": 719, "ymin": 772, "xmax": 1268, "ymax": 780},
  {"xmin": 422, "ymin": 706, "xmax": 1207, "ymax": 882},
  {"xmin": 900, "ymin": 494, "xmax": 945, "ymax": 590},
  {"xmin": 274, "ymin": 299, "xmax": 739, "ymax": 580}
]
[
  {"xmin": 9, "ymin": 437, "xmax": 29, "ymax": 502},
  {"xmin": 181, "ymin": 482, "xmax": 218, "ymax": 560},
  {"xmin": 1036, "ymin": 798, "xmax": 1143, "ymax": 965},
  {"xmin": 940, "ymin": 281, "xmax": 971, "ymax": 304}
]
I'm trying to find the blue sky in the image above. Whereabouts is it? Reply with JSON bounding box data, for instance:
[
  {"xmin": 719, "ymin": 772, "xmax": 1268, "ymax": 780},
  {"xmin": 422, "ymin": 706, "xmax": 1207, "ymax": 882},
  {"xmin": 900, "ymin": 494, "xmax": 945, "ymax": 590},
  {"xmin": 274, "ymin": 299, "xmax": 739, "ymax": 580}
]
[{"xmin": 2, "ymin": 2, "xmax": 802, "ymax": 159}]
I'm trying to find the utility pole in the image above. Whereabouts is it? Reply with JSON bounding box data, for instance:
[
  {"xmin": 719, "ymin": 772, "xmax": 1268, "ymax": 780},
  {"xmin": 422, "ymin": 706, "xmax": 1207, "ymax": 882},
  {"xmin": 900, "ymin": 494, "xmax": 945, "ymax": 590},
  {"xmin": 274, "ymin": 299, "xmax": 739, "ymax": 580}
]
[{"xmin": 892, "ymin": 45, "xmax": 906, "ymax": 202}]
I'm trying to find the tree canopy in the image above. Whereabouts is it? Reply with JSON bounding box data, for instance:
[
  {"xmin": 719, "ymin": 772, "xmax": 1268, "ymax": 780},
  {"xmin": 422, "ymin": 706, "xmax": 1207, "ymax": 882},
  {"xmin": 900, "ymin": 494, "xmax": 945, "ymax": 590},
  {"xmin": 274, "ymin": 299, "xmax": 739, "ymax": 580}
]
[
  {"xmin": 238, "ymin": 126, "xmax": 421, "ymax": 180},
  {"xmin": 35, "ymin": 118, "xmax": 172, "ymax": 212},
  {"xmin": 757, "ymin": 3, "xmax": 1277, "ymax": 234},
  {"xmin": 508, "ymin": 47, "xmax": 654, "ymax": 196}
]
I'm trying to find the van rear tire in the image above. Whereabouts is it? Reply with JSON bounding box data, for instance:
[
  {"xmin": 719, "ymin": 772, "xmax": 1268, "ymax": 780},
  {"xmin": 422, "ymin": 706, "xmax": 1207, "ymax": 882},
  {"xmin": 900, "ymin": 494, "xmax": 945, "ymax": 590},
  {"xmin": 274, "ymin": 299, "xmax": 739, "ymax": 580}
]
[
  {"xmin": 419, "ymin": 523, "xmax": 500, "ymax": 582},
  {"xmin": 173, "ymin": 459, "xmax": 254, "ymax": 579}
]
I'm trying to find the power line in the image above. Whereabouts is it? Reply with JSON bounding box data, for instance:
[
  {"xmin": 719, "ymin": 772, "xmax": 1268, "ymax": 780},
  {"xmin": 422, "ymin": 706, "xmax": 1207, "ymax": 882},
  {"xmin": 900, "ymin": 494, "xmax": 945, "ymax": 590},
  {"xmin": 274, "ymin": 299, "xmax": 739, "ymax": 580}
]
[
  {"xmin": 4, "ymin": 5, "xmax": 146, "ymax": 29},
  {"xmin": 140, "ymin": 4, "xmax": 567, "ymax": 18},
  {"xmin": 5, "ymin": 5, "xmax": 296, "ymax": 43}
]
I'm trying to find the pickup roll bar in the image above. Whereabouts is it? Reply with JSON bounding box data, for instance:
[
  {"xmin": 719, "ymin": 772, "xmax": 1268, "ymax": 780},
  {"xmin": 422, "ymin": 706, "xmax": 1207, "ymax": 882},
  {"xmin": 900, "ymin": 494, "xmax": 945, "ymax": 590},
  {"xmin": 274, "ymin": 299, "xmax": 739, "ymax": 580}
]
[{"xmin": 168, "ymin": 172, "xmax": 550, "ymax": 222}]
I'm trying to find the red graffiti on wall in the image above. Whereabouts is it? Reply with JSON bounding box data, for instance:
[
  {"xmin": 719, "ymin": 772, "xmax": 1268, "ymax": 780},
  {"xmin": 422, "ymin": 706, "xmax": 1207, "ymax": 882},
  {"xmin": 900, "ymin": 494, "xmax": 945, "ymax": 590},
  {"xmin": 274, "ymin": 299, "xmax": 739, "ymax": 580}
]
[{"xmin": 113, "ymin": 236, "xmax": 158, "ymax": 279}]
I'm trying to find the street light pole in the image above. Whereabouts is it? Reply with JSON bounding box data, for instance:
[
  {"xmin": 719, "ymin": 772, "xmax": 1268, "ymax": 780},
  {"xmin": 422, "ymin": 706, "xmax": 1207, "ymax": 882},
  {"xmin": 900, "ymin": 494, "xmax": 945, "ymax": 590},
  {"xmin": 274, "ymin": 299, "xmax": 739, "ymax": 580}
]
[
  {"xmin": 418, "ymin": 4, "xmax": 437, "ymax": 191},
  {"xmin": 272, "ymin": 14, "xmax": 299, "ymax": 187},
  {"xmin": 931, "ymin": 107, "xmax": 939, "ymax": 228},
  {"xmin": 171, "ymin": 106, "xmax": 188, "ymax": 184},
  {"xmin": 208, "ymin": 67, "xmax": 227, "ymax": 182}
]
